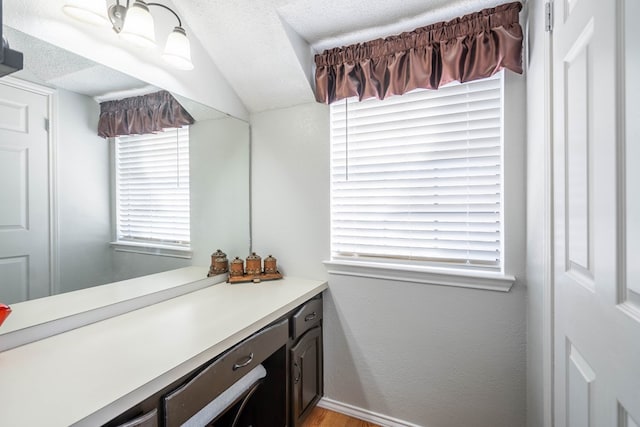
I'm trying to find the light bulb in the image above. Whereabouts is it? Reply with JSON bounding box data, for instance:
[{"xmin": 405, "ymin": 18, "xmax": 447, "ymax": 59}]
[
  {"xmin": 162, "ymin": 27, "xmax": 194, "ymax": 70},
  {"xmin": 120, "ymin": 0, "xmax": 156, "ymax": 49}
]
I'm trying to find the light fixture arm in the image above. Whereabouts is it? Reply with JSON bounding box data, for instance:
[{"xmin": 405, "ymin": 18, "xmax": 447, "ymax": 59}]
[
  {"xmin": 108, "ymin": 1, "xmax": 184, "ymax": 34},
  {"xmin": 146, "ymin": 3, "xmax": 182, "ymax": 28},
  {"xmin": 108, "ymin": 2, "xmax": 128, "ymax": 33}
]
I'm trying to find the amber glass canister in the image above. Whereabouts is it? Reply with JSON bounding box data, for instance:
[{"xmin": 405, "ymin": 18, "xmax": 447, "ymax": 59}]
[
  {"xmin": 245, "ymin": 252, "xmax": 262, "ymax": 276},
  {"xmin": 263, "ymin": 255, "xmax": 277, "ymax": 274},
  {"xmin": 230, "ymin": 257, "xmax": 245, "ymax": 277}
]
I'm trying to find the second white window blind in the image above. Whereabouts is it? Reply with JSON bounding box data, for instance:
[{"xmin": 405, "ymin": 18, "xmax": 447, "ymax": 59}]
[{"xmin": 330, "ymin": 73, "xmax": 503, "ymax": 269}]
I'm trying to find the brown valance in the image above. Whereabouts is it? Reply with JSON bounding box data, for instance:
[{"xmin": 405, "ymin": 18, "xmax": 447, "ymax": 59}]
[
  {"xmin": 98, "ymin": 90, "xmax": 195, "ymax": 138},
  {"xmin": 314, "ymin": 1, "xmax": 523, "ymax": 104}
]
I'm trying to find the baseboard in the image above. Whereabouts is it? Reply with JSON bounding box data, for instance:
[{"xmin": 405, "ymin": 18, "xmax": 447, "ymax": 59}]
[{"xmin": 317, "ymin": 397, "xmax": 422, "ymax": 427}]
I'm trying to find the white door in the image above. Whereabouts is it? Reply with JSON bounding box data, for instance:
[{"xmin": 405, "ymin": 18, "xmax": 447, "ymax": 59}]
[
  {"xmin": 0, "ymin": 80, "xmax": 51, "ymax": 304},
  {"xmin": 553, "ymin": 0, "xmax": 640, "ymax": 425}
]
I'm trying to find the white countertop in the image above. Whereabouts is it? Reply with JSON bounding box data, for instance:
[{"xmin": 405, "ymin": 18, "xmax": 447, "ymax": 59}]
[
  {"xmin": 0, "ymin": 267, "xmax": 226, "ymax": 351},
  {"xmin": 0, "ymin": 276, "xmax": 327, "ymax": 426}
]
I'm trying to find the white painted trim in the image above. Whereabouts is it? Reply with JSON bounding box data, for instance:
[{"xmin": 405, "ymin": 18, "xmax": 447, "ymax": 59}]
[
  {"xmin": 0, "ymin": 77, "xmax": 59, "ymax": 296},
  {"xmin": 49, "ymin": 88, "xmax": 59, "ymax": 296},
  {"xmin": 615, "ymin": 0, "xmax": 628, "ymax": 306},
  {"xmin": 615, "ymin": 0, "xmax": 640, "ymax": 324},
  {"xmin": 110, "ymin": 241, "xmax": 193, "ymax": 259},
  {"xmin": 324, "ymin": 260, "xmax": 515, "ymax": 292},
  {"xmin": 248, "ymin": 124, "xmax": 253, "ymax": 253},
  {"xmin": 108, "ymin": 137, "xmax": 117, "ymax": 244},
  {"xmin": 543, "ymin": 4, "xmax": 555, "ymax": 426},
  {"xmin": 317, "ymin": 398, "xmax": 422, "ymax": 427}
]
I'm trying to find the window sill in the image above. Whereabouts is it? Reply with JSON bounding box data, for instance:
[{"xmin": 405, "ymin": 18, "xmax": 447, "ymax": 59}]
[
  {"xmin": 323, "ymin": 259, "xmax": 515, "ymax": 292},
  {"xmin": 110, "ymin": 241, "xmax": 192, "ymax": 259}
]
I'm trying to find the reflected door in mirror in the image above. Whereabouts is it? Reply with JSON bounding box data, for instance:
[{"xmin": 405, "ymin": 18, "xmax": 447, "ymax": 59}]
[{"xmin": 0, "ymin": 80, "xmax": 51, "ymax": 304}]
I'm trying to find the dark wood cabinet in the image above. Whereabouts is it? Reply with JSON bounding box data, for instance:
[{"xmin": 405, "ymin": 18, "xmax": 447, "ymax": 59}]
[
  {"xmin": 105, "ymin": 294, "xmax": 323, "ymax": 427},
  {"xmin": 289, "ymin": 296, "xmax": 323, "ymax": 427},
  {"xmin": 290, "ymin": 326, "xmax": 323, "ymax": 427}
]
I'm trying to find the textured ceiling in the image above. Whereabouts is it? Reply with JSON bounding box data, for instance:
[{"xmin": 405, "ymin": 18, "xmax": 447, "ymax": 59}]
[
  {"xmin": 279, "ymin": 0, "xmax": 504, "ymax": 50},
  {"xmin": 171, "ymin": 0, "xmax": 507, "ymax": 113},
  {"xmin": 4, "ymin": 25, "xmax": 153, "ymax": 98},
  {"xmin": 4, "ymin": 25, "xmax": 225, "ymax": 120},
  {"xmin": 4, "ymin": 0, "xmax": 512, "ymax": 113}
]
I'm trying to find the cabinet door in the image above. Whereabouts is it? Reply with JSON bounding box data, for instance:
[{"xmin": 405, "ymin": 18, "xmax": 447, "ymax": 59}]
[{"xmin": 290, "ymin": 326, "xmax": 322, "ymax": 426}]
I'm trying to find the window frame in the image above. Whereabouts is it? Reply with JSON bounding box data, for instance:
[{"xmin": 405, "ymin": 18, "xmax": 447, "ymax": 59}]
[
  {"xmin": 109, "ymin": 127, "xmax": 192, "ymax": 259},
  {"xmin": 325, "ymin": 71, "xmax": 524, "ymax": 292}
]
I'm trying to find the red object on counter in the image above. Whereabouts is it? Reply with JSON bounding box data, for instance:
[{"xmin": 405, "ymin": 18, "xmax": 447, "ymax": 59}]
[{"xmin": 0, "ymin": 303, "xmax": 11, "ymax": 327}]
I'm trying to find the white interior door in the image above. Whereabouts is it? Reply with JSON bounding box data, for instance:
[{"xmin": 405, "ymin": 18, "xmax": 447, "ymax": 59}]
[
  {"xmin": 0, "ymin": 80, "xmax": 51, "ymax": 304},
  {"xmin": 552, "ymin": 0, "xmax": 640, "ymax": 425}
]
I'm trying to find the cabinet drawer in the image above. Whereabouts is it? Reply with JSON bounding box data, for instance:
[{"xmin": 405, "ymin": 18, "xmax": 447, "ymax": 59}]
[
  {"xmin": 163, "ymin": 318, "xmax": 288, "ymax": 427},
  {"xmin": 291, "ymin": 298, "xmax": 322, "ymax": 340}
]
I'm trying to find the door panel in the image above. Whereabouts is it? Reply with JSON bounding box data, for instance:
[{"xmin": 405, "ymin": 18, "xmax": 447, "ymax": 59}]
[
  {"xmin": 564, "ymin": 21, "xmax": 594, "ymax": 287},
  {"xmin": 0, "ymin": 81, "xmax": 50, "ymax": 303},
  {"xmin": 0, "ymin": 98, "xmax": 28, "ymax": 132},
  {"xmin": 0, "ymin": 256, "xmax": 28, "ymax": 303},
  {"xmin": 619, "ymin": 405, "xmax": 640, "ymax": 427},
  {"xmin": 553, "ymin": 0, "xmax": 640, "ymax": 426},
  {"xmin": 0, "ymin": 145, "xmax": 28, "ymax": 229},
  {"xmin": 567, "ymin": 342, "xmax": 595, "ymax": 427}
]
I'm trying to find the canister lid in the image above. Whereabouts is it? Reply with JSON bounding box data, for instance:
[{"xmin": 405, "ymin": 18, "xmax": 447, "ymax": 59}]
[
  {"xmin": 264, "ymin": 254, "xmax": 276, "ymax": 262},
  {"xmin": 211, "ymin": 249, "xmax": 227, "ymax": 258},
  {"xmin": 246, "ymin": 252, "xmax": 261, "ymax": 260},
  {"xmin": 231, "ymin": 256, "xmax": 244, "ymax": 264}
]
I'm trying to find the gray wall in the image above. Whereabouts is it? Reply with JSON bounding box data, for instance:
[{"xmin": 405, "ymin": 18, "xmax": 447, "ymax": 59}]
[
  {"xmin": 189, "ymin": 117, "xmax": 251, "ymax": 265},
  {"xmin": 57, "ymin": 89, "xmax": 113, "ymax": 293},
  {"xmin": 251, "ymin": 101, "xmax": 527, "ymax": 426},
  {"xmin": 110, "ymin": 252, "xmax": 190, "ymax": 283},
  {"xmin": 250, "ymin": 103, "xmax": 330, "ymax": 279}
]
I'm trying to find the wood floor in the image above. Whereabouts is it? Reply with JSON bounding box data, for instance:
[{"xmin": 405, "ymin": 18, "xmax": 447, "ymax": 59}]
[{"xmin": 301, "ymin": 407, "xmax": 380, "ymax": 427}]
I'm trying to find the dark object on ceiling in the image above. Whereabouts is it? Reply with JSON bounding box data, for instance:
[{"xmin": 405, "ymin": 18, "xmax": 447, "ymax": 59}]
[{"xmin": 0, "ymin": 0, "xmax": 24, "ymax": 78}]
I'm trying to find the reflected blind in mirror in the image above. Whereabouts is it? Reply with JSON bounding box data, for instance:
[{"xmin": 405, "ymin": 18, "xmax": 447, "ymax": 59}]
[
  {"xmin": 115, "ymin": 127, "xmax": 190, "ymax": 247},
  {"xmin": 330, "ymin": 72, "xmax": 503, "ymax": 269}
]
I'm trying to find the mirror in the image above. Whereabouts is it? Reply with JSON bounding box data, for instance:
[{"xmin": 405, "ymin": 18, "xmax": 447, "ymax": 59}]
[{"xmin": 0, "ymin": 26, "xmax": 250, "ymax": 303}]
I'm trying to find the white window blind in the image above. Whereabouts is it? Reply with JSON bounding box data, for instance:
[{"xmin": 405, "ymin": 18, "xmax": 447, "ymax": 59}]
[
  {"xmin": 330, "ymin": 73, "xmax": 503, "ymax": 269},
  {"xmin": 115, "ymin": 127, "xmax": 190, "ymax": 247}
]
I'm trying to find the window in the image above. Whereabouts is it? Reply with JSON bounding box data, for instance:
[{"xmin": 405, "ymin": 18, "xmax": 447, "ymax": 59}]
[
  {"xmin": 330, "ymin": 73, "xmax": 504, "ymax": 273},
  {"xmin": 114, "ymin": 127, "xmax": 190, "ymax": 249}
]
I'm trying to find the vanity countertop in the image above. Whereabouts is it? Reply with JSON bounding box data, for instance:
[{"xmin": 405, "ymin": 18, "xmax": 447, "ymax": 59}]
[
  {"xmin": 0, "ymin": 276, "xmax": 327, "ymax": 426},
  {"xmin": 0, "ymin": 267, "xmax": 226, "ymax": 351}
]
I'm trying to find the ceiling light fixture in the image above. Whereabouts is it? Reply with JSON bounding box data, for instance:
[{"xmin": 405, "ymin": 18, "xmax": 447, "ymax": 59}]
[{"xmin": 62, "ymin": 0, "xmax": 194, "ymax": 71}]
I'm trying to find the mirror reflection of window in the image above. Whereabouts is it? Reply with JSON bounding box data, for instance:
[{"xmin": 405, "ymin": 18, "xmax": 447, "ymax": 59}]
[{"xmin": 114, "ymin": 127, "xmax": 191, "ymax": 249}]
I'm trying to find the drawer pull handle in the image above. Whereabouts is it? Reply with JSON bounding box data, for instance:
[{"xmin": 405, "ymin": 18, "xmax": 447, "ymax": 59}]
[
  {"xmin": 304, "ymin": 312, "xmax": 317, "ymax": 322},
  {"xmin": 294, "ymin": 362, "xmax": 301, "ymax": 384},
  {"xmin": 233, "ymin": 352, "xmax": 254, "ymax": 370}
]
